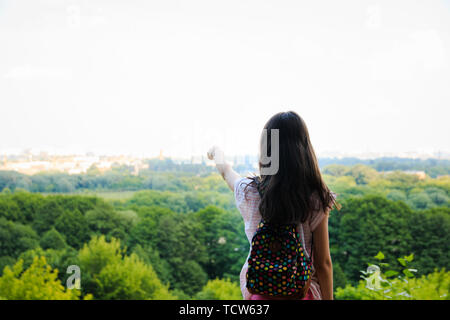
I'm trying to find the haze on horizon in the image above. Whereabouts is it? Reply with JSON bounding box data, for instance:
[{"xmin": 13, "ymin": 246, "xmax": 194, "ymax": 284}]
[{"xmin": 1, "ymin": 0, "xmax": 449, "ymax": 159}]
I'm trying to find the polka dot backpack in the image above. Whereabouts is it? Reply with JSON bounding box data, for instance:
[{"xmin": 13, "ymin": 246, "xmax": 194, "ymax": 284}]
[
  {"xmin": 246, "ymin": 220, "xmax": 312, "ymax": 299},
  {"xmin": 245, "ymin": 179, "xmax": 312, "ymax": 299}
]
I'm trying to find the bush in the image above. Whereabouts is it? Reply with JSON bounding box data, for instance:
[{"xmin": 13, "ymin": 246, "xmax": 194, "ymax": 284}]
[
  {"xmin": 78, "ymin": 235, "xmax": 174, "ymax": 299},
  {"xmin": 0, "ymin": 256, "xmax": 85, "ymax": 300},
  {"xmin": 95, "ymin": 253, "xmax": 174, "ymax": 300},
  {"xmin": 335, "ymin": 252, "xmax": 450, "ymax": 300},
  {"xmin": 195, "ymin": 278, "xmax": 242, "ymax": 300}
]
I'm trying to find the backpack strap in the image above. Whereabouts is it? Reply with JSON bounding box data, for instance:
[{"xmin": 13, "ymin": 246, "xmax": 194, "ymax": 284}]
[{"xmin": 299, "ymin": 224, "xmax": 314, "ymax": 260}]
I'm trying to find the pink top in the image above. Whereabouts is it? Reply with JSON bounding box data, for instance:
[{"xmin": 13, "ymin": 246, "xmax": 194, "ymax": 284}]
[{"xmin": 234, "ymin": 177, "xmax": 336, "ymax": 300}]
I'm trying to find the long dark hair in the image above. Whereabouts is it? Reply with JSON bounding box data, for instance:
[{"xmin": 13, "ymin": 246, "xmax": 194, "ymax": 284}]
[{"xmin": 246, "ymin": 111, "xmax": 340, "ymax": 225}]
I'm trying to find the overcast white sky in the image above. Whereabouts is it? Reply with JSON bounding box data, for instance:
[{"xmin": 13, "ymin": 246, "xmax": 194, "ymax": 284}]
[{"xmin": 1, "ymin": 0, "xmax": 449, "ymax": 158}]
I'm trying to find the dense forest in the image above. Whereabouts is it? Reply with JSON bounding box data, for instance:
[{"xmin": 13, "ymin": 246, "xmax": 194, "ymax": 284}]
[
  {"xmin": 0, "ymin": 159, "xmax": 449, "ymax": 300},
  {"xmin": 0, "ymin": 157, "xmax": 448, "ymax": 194}
]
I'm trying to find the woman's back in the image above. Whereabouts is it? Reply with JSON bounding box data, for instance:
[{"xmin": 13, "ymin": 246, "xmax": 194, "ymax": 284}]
[
  {"xmin": 234, "ymin": 177, "xmax": 336, "ymax": 300},
  {"xmin": 207, "ymin": 110, "xmax": 338, "ymax": 300}
]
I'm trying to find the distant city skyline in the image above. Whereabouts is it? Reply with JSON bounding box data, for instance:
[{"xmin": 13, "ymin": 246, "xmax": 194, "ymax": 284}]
[
  {"xmin": 1, "ymin": 147, "xmax": 449, "ymax": 161},
  {"xmin": 2, "ymin": 147, "xmax": 448, "ymax": 177},
  {"xmin": 1, "ymin": 1, "xmax": 449, "ymax": 159}
]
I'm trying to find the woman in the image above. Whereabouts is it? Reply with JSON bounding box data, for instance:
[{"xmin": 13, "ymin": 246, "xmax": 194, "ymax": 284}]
[{"xmin": 207, "ymin": 111, "xmax": 340, "ymax": 300}]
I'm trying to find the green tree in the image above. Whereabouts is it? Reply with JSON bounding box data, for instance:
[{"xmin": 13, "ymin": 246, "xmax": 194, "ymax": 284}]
[
  {"xmin": 0, "ymin": 256, "xmax": 15, "ymax": 276},
  {"xmin": 55, "ymin": 209, "xmax": 90, "ymax": 249},
  {"xmin": 192, "ymin": 206, "xmax": 248, "ymax": 280},
  {"xmin": 0, "ymin": 218, "xmax": 39, "ymax": 258},
  {"xmin": 85, "ymin": 203, "xmax": 131, "ymax": 241},
  {"xmin": 18, "ymin": 246, "xmax": 81, "ymax": 285},
  {"xmin": 0, "ymin": 256, "xmax": 84, "ymax": 300},
  {"xmin": 332, "ymin": 196, "xmax": 413, "ymax": 283},
  {"xmin": 0, "ymin": 197, "xmax": 21, "ymax": 222},
  {"xmin": 131, "ymin": 245, "xmax": 172, "ymax": 285},
  {"xmin": 408, "ymin": 192, "xmax": 432, "ymax": 210},
  {"xmin": 40, "ymin": 228, "xmax": 67, "ymax": 250},
  {"xmin": 333, "ymin": 263, "xmax": 347, "ymax": 290},
  {"xmin": 386, "ymin": 190, "xmax": 407, "ymax": 202},
  {"xmin": 347, "ymin": 165, "xmax": 378, "ymax": 185},
  {"xmin": 11, "ymin": 191, "xmax": 44, "ymax": 223},
  {"xmin": 195, "ymin": 278, "xmax": 242, "ymax": 300},
  {"xmin": 385, "ymin": 171, "xmax": 420, "ymax": 186},
  {"xmin": 127, "ymin": 215, "xmax": 158, "ymax": 250},
  {"xmin": 153, "ymin": 211, "xmax": 209, "ymax": 295},
  {"xmin": 323, "ymin": 164, "xmax": 350, "ymax": 177},
  {"xmin": 95, "ymin": 253, "xmax": 174, "ymax": 300},
  {"xmin": 32, "ymin": 199, "xmax": 65, "ymax": 234},
  {"xmin": 408, "ymin": 207, "xmax": 450, "ymax": 275},
  {"xmin": 170, "ymin": 259, "xmax": 208, "ymax": 296},
  {"xmin": 78, "ymin": 236, "xmax": 174, "ymax": 299},
  {"xmin": 78, "ymin": 235, "xmax": 123, "ymax": 296},
  {"xmin": 424, "ymin": 187, "xmax": 449, "ymax": 206}
]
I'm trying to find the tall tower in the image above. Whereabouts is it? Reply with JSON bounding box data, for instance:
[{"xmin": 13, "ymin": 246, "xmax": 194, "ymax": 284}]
[{"xmin": 159, "ymin": 149, "xmax": 164, "ymax": 160}]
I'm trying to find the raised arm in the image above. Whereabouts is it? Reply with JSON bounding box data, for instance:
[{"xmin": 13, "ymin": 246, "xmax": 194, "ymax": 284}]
[{"xmin": 207, "ymin": 145, "xmax": 241, "ymax": 192}]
